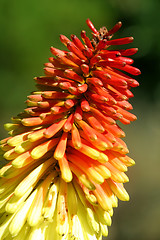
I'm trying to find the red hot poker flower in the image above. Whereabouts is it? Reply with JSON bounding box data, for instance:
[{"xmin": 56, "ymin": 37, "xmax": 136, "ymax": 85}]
[{"xmin": 0, "ymin": 19, "xmax": 140, "ymax": 240}]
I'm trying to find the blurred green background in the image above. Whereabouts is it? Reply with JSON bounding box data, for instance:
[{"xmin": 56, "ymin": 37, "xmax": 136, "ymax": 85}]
[{"xmin": 0, "ymin": 0, "xmax": 160, "ymax": 239}]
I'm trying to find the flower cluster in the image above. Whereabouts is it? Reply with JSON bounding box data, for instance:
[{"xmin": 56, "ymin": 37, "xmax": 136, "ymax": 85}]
[{"xmin": 0, "ymin": 19, "xmax": 140, "ymax": 240}]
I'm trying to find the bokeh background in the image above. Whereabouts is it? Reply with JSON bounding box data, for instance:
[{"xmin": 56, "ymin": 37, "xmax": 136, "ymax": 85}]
[{"xmin": 0, "ymin": 0, "xmax": 160, "ymax": 239}]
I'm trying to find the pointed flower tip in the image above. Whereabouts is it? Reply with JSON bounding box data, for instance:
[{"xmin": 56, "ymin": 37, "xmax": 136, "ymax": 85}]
[
  {"xmin": 86, "ymin": 18, "xmax": 99, "ymax": 34},
  {"xmin": 118, "ymin": 21, "xmax": 122, "ymax": 26}
]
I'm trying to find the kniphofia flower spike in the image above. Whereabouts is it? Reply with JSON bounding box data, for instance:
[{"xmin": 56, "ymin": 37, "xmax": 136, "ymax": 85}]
[{"xmin": 0, "ymin": 19, "xmax": 140, "ymax": 240}]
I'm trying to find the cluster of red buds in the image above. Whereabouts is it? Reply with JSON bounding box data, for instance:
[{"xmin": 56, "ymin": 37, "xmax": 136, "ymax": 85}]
[{"xmin": 0, "ymin": 19, "xmax": 140, "ymax": 240}]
